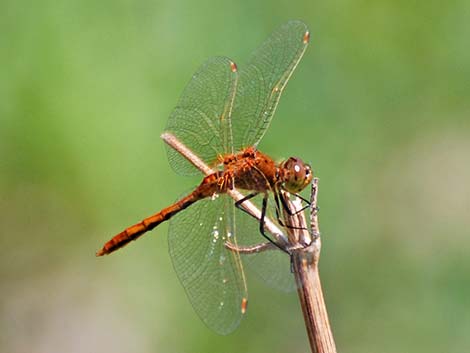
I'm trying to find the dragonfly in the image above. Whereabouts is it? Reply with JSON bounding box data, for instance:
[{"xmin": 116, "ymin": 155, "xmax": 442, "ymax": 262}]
[{"xmin": 97, "ymin": 20, "xmax": 312, "ymax": 335}]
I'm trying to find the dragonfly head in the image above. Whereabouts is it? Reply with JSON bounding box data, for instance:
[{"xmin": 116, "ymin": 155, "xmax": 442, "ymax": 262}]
[{"xmin": 280, "ymin": 157, "xmax": 313, "ymax": 193}]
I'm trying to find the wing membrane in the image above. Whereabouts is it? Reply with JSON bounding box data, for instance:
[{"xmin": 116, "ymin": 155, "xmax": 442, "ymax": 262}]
[
  {"xmin": 164, "ymin": 22, "xmax": 309, "ymax": 173},
  {"xmin": 164, "ymin": 57, "xmax": 238, "ymax": 175},
  {"xmin": 230, "ymin": 20, "xmax": 309, "ymax": 151},
  {"xmin": 168, "ymin": 195, "xmax": 247, "ymax": 335}
]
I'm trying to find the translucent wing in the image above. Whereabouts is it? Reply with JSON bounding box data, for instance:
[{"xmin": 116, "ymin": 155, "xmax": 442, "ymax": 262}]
[
  {"xmin": 230, "ymin": 20, "xmax": 309, "ymax": 152},
  {"xmin": 164, "ymin": 56, "xmax": 238, "ymax": 176},
  {"xmin": 244, "ymin": 248, "xmax": 296, "ymax": 292},
  {"xmin": 168, "ymin": 194, "xmax": 248, "ymax": 335}
]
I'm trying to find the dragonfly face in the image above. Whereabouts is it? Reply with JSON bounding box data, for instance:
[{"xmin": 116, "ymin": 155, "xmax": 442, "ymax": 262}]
[{"xmin": 280, "ymin": 157, "xmax": 313, "ymax": 194}]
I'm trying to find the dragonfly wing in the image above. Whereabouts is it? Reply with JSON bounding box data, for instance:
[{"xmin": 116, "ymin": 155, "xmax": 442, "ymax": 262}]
[
  {"xmin": 230, "ymin": 20, "xmax": 309, "ymax": 152},
  {"xmin": 164, "ymin": 57, "xmax": 238, "ymax": 176},
  {"xmin": 168, "ymin": 194, "xmax": 248, "ymax": 335},
  {"xmin": 244, "ymin": 247, "xmax": 296, "ymax": 292}
]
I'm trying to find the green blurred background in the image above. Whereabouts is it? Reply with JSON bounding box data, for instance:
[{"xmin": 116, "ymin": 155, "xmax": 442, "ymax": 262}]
[{"xmin": 1, "ymin": 0, "xmax": 469, "ymax": 352}]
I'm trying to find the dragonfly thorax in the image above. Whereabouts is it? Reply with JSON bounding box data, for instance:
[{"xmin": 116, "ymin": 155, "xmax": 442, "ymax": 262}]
[{"xmin": 279, "ymin": 157, "xmax": 313, "ymax": 193}]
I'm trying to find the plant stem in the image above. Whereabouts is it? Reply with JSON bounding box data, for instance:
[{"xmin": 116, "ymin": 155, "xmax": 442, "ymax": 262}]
[{"xmin": 282, "ymin": 179, "xmax": 337, "ymax": 353}]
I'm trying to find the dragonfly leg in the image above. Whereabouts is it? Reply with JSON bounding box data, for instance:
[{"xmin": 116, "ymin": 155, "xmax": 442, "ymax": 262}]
[
  {"xmin": 259, "ymin": 193, "xmax": 289, "ymax": 254},
  {"xmin": 279, "ymin": 191, "xmax": 312, "ymax": 216},
  {"xmin": 273, "ymin": 191, "xmax": 286, "ymax": 226},
  {"xmin": 234, "ymin": 192, "xmax": 259, "ymax": 216},
  {"xmin": 234, "ymin": 192, "xmax": 288, "ymax": 254},
  {"xmin": 276, "ymin": 191, "xmax": 310, "ymax": 232},
  {"xmin": 225, "ymin": 241, "xmax": 277, "ymax": 254},
  {"xmin": 293, "ymin": 192, "xmax": 318, "ymax": 213}
]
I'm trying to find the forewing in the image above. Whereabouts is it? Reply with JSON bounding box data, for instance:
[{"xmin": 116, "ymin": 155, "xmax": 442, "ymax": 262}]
[
  {"xmin": 164, "ymin": 57, "xmax": 238, "ymax": 176},
  {"xmin": 230, "ymin": 20, "xmax": 309, "ymax": 152},
  {"xmin": 168, "ymin": 194, "xmax": 248, "ymax": 335}
]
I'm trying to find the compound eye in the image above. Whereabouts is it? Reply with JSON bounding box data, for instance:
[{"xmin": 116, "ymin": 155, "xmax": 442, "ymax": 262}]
[{"xmin": 282, "ymin": 157, "xmax": 313, "ymax": 193}]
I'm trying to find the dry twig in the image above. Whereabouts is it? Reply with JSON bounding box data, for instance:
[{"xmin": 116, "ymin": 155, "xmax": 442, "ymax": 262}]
[{"xmin": 282, "ymin": 181, "xmax": 337, "ymax": 353}]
